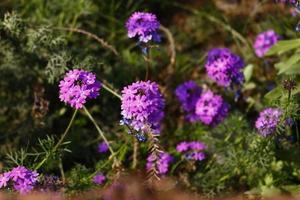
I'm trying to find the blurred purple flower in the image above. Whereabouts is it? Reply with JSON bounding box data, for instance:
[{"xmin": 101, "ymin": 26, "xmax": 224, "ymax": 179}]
[
  {"xmin": 93, "ymin": 173, "xmax": 106, "ymax": 185},
  {"xmin": 275, "ymin": 0, "xmax": 298, "ymax": 5},
  {"xmin": 285, "ymin": 117, "xmax": 294, "ymax": 127},
  {"xmin": 176, "ymin": 141, "xmax": 206, "ymax": 161},
  {"xmin": 191, "ymin": 152, "xmax": 206, "ymax": 161},
  {"xmin": 59, "ymin": 69, "xmax": 101, "ymax": 109},
  {"xmin": 0, "ymin": 166, "xmax": 39, "ymax": 194},
  {"xmin": 254, "ymin": 30, "xmax": 280, "ymax": 57},
  {"xmin": 126, "ymin": 12, "xmax": 161, "ymax": 43},
  {"xmin": 9, "ymin": 166, "xmax": 28, "ymax": 181},
  {"xmin": 255, "ymin": 108, "xmax": 282, "ymax": 136},
  {"xmin": 175, "ymin": 81, "xmax": 202, "ymax": 122},
  {"xmin": 195, "ymin": 90, "xmax": 229, "ymax": 126},
  {"xmin": 121, "ymin": 81, "xmax": 165, "ymax": 135},
  {"xmin": 205, "ymin": 48, "xmax": 245, "ymax": 87},
  {"xmin": 98, "ymin": 142, "xmax": 109, "ymax": 153},
  {"xmin": 0, "ymin": 172, "xmax": 10, "ymax": 188},
  {"xmin": 146, "ymin": 152, "xmax": 173, "ymax": 175},
  {"xmin": 176, "ymin": 141, "xmax": 190, "ymax": 152}
]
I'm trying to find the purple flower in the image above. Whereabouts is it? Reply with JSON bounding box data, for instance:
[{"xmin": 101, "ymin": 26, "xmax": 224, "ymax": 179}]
[
  {"xmin": 146, "ymin": 152, "xmax": 172, "ymax": 175},
  {"xmin": 0, "ymin": 172, "xmax": 10, "ymax": 188},
  {"xmin": 9, "ymin": 166, "xmax": 27, "ymax": 181},
  {"xmin": 189, "ymin": 141, "xmax": 206, "ymax": 151},
  {"xmin": 285, "ymin": 117, "xmax": 294, "ymax": 127},
  {"xmin": 14, "ymin": 180, "xmax": 34, "ymax": 194},
  {"xmin": 1, "ymin": 166, "xmax": 39, "ymax": 194},
  {"xmin": 254, "ymin": 30, "xmax": 280, "ymax": 57},
  {"xmin": 275, "ymin": 0, "xmax": 298, "ymax": 5},
  {"xmin": 121, "ymin": 81, "xmax": 165, "ymax": 135},
  {"xmin": 205, "ymin": 48, "xmax": 245, "ymax": 87},
  {"xmin": 176, "ymin": 142, "xmax": 190, "ymax": 152},
  {"xmin": 176, "ymin": 141, "xmax": 206, "ymax": 161},
  {"xmin": 98, "ymin": 142, "xmax": 109, "ymax": 153},
  {"xmin": 175, "ymin": 81, "xmax": 202, "ymax": 122},
  {"xmin": 59, "ymin": 69, "xmax": 101, "ymax": 109},
  {"xmin": 191, "ymin": 152, "xmax": 205, "ymax": 161},
  {"xmin": 195, "ymin": 90, "xmax": 229, "ymax": 126},
  {"xmin": 126, "ymin": 12, "xmax": 161, "ymax": 43},
  {"xmin": 93, "ymin": 173, "xmax": 106, "ymax": 185},
  {"xmin": 255, "ymin": 108, "xmax": 282, "ymax": 136}
]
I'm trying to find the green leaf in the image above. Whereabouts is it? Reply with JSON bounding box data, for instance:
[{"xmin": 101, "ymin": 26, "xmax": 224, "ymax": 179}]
[
  {"xmin": 266, "ymin": 39, "xmax": 300, "ymax": 56},
  {"xmin": 265, "ymin": 87, "xmax": 283, "ymax": 100},
  {"xmin": 243, "ymin": 64, "xmax": 254, "ymax": 82},
  {"xmin": 243, "ymin": 82, "xmax": 256, "ymax": 91},
  {"xmin": 275, "ymin": 53, "xmax": 300, "ymax": 72},
  {"xmin": 278, "ymin": 63, "xmax": 300, "ymax": 75}
]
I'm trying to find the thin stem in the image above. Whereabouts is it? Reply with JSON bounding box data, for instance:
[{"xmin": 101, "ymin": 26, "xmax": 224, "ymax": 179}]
[
  {"xmin": 53, "ymin": 27, "xmax": 119, "ymax": 56},
  {"xmin": 144, "ymin": 49, "xmax": 151, "ymax": 80},
  {"xmin": 54, "ymin": 109, "xmax": 78, "ymax": 150},
  {"xmin": 132, "ymin": 138, "xmax": 138, "ymax": 169},
  {"xmin": 35, "ymin": 109, "xmax": 78, "ymax": 170},
  {"xmin": 83, "ymin": 106, "xmax": 115, "ymax": 156},
  {"xmin": 160, "ymin": 25, "xmax": 176, "ymax": 71},
  {"xmin": 102, "ymin": 83, "xmax": 121, "ymax": 99},
  {"xmin": 59, "ymin": 157, "xmax": 66, "ymax": 184},
  {"xmin": 170, "ymin": 158, "xmax": 185, "ymax": 174}
]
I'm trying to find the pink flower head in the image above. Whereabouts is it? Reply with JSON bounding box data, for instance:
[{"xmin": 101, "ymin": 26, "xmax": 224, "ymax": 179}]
[
  {"xmin": 126, "ymin": 12, "xmax": 161, "ymax": 43},
  {"xmin": 255, "ymin": 108, "xmax": 282, "ymax": 136},
  {"xmin": 121, "ymin": 81, "xmax": 165, "ymax": 135},
  {"xmin": 254, "ymin": 30, "xmax": 280, "ymax": 57},
  {"xmin": 205, "ymin": 48, "xmax": 244, "ymax": 87},
  {"xmin": 59, "ymin": 69, "xmax": 101, "ymax": 109},
  {"xmin": 93, "ymin": 173, "xmax": 106, "ymax": 185},
  {"xmin": 195, "ymin": 90, "xmax": 229, "ymax": 126}
]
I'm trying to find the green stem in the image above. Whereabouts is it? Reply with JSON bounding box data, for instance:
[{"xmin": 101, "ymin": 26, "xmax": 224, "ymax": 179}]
[
  {"xmin": 102, "ymin": 83, "xmax": 121, "ymax": 99},
  {"xmin": 144, "ymin": 49, "xmax": 151, "ymax": 80},
  {"xmin": 83, "ymin": 106, "xmax": 116, "ymax": 156},
  {"xmin": 59, "ymin": 157, "xmax": 66, "ymax": 184},
  {"xmin": 170, "ymin": 158, "xmax": 185, "ymax": 174},
  {"xmin": 131, "ymin": 138, "xmax": 138, "ymax": 169},
  {"xmin": 53, "ymin": 109, "xmax": 78, "ymax": 151},
  {"xmin": 35, "ymin": 109, "xmax": 78, "ymax": 170}
]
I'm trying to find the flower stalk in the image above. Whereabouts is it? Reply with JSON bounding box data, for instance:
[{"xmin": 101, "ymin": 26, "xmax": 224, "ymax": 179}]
[{"xmin": 35, "ymin": 109, "xmax": 78, "ymax": 170}]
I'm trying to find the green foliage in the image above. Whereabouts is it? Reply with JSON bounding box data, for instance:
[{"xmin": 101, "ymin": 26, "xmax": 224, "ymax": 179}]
[{"xmin": 67, "ymin": 164, "xmax": 93, "ymax": 191}]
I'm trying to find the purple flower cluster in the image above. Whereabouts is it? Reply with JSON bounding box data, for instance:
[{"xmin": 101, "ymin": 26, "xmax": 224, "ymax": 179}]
[
  {"xmin": 255, "ymin": 108, "xmax": 282, "ymax": 136},
  {"xmin": 205, "ymin": 48, "xmax": 245, "ymax": 87},
  {"xmin": 254, "ymin": 30, "xmax": 280, "ymax": 57},
  {"xmin": 126, "ymin": 12, "xmax": 161, "ymax": 43},
  {"xmin": 195, "ymin": 90, "xmax": 229, "ymax": 126},
  {"xmin": 59, "ymin": 69, "xmax": 101, "ymax": 109},
  {"xmin": 275, "ymin": 0, "xmax": 299, "ymax": 5},
  {"xmin": 93, "ymin": 173, "xmax": 106, "ymax": 185},
  {"xmin": 175, "ymin": 81, "xmax": 202, "ymax": 122},
  {"xmin": 121, "ymin": 81, "xmax": 165, "ymax": 135},
  {"xmin": 0, "ymin": 166, "xmax": 39, "ymax": 194},
  {"xmin": 176, "ymin": 141, "xmax": 206, "ymax": 161},
  {"xmin": 146, "ymin": 152, "xmax": 173, "ymax": 175},
  {"xmin": 98, "ymin": 141, "xmax": 109, "ymax": 153}
]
